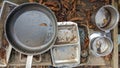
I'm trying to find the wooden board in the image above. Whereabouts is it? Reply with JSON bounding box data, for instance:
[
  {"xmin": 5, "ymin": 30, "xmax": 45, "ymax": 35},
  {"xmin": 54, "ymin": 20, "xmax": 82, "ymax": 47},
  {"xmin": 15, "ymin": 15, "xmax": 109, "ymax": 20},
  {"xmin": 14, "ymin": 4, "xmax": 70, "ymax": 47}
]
[{"xmin": 111, "ymin": 0, "xmax": 118, "ymax": 68}]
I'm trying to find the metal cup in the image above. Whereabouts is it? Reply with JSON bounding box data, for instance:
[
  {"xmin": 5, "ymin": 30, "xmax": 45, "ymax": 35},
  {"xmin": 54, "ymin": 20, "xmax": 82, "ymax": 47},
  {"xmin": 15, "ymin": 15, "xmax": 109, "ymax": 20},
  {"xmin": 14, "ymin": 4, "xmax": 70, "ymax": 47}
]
[
  {"xmin": 91, "ymin": 5, "xmax": 119, "ymax": 32},
  {"xmin": 90, "ymin": 36, "xmax": 113, "ymax": 57}
]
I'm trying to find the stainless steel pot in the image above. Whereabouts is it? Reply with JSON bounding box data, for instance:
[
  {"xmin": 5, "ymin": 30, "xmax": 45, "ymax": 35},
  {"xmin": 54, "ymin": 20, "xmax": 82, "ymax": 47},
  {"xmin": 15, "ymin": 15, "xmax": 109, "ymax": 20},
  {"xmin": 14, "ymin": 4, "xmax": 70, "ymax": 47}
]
[
  {"xmin": 91, "ymin": 5, "xmax": 119, "ymax": 32},
  {"xmin": 90, "ymin": 35, "xmax": 113, "ymax": 57}
]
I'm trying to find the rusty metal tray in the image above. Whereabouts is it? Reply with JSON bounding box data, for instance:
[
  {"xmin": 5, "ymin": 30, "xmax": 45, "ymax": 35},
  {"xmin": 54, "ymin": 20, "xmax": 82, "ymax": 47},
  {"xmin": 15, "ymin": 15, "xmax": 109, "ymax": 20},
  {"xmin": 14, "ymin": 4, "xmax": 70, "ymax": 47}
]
[
  {"xmin": 51, "ymin": 44, "xmax": 79, "ymax": 67},
  {"xmin": 51, "ymin": 22, "xmax": 80, "ymax": 67},
  {"xmin": 0, "ymin": 1, "xmax": 18, "ymax": 67}
]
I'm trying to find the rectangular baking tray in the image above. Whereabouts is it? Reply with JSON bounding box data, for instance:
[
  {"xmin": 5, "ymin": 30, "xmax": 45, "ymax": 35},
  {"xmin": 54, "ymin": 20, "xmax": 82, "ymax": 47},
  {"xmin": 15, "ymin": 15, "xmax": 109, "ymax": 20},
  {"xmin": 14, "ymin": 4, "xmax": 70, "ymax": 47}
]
[
  {"xmin": 51, "ymin": 22, "xmax": 80, "ymax": 67},
  {"xmin": 51, "ymin": 44, "xmax": 79, "ymax": 66},
  {"xmin": 55, "ymin": 25, "xmax": 78, "ymax": 44}
]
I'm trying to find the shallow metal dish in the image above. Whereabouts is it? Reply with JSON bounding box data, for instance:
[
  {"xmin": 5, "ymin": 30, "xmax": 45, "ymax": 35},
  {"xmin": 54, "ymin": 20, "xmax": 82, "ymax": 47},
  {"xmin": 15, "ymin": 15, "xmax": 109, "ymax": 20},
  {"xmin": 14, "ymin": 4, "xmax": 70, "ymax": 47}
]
[{"xmin": 51, "ymin": 22, "xmax": 80, "ymax": 67}]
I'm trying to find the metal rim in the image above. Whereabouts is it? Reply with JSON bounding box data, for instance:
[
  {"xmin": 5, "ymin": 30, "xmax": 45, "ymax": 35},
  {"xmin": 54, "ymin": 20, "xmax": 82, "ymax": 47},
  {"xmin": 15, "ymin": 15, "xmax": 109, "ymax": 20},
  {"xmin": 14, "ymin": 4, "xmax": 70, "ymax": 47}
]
[
  {"xmin": 95, "ymin": 5, "xmax": 119, "ymax": 32},
  {"xmin": 90, "ymin": 36, "xmax": 113, "ymax": 56},
  {"xmin": 4, "ymin": 3, "xmax": 58, "ymax": 55}
]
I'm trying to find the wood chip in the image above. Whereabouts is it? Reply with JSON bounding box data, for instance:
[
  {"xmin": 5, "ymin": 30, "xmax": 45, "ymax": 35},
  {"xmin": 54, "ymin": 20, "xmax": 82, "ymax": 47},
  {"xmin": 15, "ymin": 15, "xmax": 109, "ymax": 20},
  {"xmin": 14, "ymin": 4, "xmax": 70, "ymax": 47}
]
[
  {"xmin": 0, "ymin": 48, "xmax": 6, "ymax": 59},
  {"xmin": 103, "ymin": 54, "xmax": 112, "ymax": 61},
  {"xmin": 81, "ymin": 2, "xmax": 86, "ymax": 7},
  {"xmin": 49, "ymin": 6, "xmax": 60, "ymax": 11},
  {"xmin": 29, "ymin": 0, "xmax": 34, "ymax": 3},
  {"xmin": 89, "ymin": 24, "xmax": 96, "ymax": 29},
  {"xmin": 69, "ymin": 17, "xmax": 84, "ymax": 21},
  {"xmin": 93, "ymin": 5, "xmax": 97, "ymax": 10},
  {"xmin": 81, "ymin": 57, "xmax": 87, "ymax": 63},
  {"xmin": 2, "ymin": 38, "xmax": 8, "ymax": 47},
  {"xmin": 84, "ymin": 37, "xmax": 89, "ymax": 49},
  {"xmin": 89, "ymin": 0, "xmax": 96, "ymax": 2},
  {"xmin": 105, "ymin": 0, "xmax": 110, "ymax": 4},
  {"xmin": 43, "ymin": 2, "xmax": 58, "ymax": 7},
  {"xmin": 63, "ymin": 3, "xmax": 69, "ymax": 9},
  {"xmin": 39, "ymin": 0, "xmax": 43, "ymax": 4}
]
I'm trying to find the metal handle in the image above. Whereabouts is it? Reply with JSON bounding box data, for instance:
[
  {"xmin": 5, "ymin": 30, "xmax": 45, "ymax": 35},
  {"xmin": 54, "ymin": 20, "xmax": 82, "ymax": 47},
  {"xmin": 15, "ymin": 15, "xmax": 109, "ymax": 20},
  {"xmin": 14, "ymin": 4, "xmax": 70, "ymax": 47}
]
[{"xmin": 26, "ymin": 55, "xmax": 33, "ymax": 68}]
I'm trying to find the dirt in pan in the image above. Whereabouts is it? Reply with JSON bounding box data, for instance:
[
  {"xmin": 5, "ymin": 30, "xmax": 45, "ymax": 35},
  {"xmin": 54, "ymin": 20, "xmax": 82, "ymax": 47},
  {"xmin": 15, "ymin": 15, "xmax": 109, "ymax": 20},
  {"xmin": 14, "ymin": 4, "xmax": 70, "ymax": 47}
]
[{"xmin": 55, "ymin": 25, "xmax": 78, "ymax": 45}]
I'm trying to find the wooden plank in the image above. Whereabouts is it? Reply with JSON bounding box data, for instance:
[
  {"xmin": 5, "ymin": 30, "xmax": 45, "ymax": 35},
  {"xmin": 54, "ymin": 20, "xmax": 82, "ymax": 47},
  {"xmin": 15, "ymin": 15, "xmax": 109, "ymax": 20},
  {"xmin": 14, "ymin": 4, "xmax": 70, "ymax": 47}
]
[
  {"xmin": 112, "ymin": 27, "xmax": 118, "ymax": 68},
  {"xmin": 111, "ymin": 0, "xmax": 119, "ymax": 68}
]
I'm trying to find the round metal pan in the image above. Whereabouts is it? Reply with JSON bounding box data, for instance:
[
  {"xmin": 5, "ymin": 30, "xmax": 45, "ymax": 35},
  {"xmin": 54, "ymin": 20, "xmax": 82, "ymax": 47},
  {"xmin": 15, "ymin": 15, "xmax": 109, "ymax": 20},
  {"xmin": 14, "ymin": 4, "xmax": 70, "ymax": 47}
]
[{"xmin": 5, "ymin": 3, "xmax": 57, "ymax": 55}]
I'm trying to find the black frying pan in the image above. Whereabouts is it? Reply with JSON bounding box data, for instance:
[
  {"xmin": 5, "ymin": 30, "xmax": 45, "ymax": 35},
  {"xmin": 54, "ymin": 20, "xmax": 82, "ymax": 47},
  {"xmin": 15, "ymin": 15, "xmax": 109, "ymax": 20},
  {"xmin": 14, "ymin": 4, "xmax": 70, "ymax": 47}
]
[{"xmin": 5, "ymin": 3, "xmax": 57, "ymax": 68}]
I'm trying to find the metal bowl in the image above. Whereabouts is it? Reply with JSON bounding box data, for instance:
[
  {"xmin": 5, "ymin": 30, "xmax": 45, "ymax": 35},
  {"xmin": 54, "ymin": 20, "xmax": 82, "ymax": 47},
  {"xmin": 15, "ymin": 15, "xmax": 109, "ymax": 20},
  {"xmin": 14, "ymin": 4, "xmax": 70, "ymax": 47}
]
[
  {"xmin": 90, "ymin": 36, "xmax": 113, "ymax": 56},
  {"xmin": 92, "ymin": 5, "xmax": 119, "ymax": 32}
]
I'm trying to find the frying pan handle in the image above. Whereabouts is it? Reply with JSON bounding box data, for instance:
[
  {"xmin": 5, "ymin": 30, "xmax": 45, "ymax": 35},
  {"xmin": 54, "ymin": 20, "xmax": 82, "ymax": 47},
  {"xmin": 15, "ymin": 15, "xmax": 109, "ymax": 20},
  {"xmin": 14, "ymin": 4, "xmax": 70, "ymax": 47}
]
[{"xmin": 26, "ymin": 55, "xmax": 33, "ymax": 68}]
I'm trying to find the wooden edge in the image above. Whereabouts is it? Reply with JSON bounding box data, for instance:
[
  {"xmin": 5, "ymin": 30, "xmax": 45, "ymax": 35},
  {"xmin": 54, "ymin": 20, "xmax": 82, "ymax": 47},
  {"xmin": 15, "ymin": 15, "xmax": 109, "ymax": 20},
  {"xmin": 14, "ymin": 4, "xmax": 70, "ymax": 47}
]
[
  {"xmin": 111, "ymin": 27, "xmax": 118, "ymax": 68},
  {"xmin": 111, "ymin": 0, "xmax": 119, "ymax": 68},
  {"xmin": 8, "ymin": 62, "xmax": 51, "ymax": 66}
]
